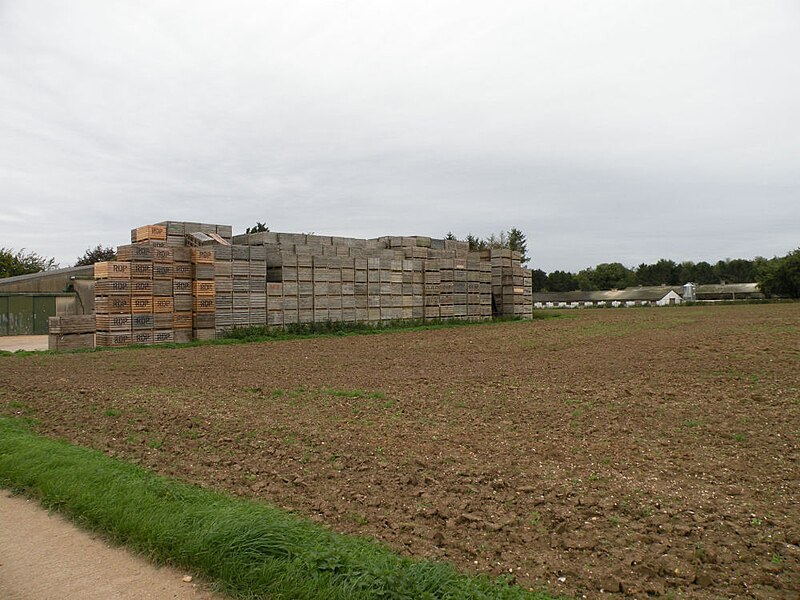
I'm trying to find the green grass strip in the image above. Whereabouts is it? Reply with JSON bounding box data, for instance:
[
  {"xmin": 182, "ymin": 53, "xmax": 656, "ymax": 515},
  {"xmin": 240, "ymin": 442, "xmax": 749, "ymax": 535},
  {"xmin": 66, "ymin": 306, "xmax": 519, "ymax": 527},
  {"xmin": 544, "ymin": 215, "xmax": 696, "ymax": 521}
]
[{"xmin": 0, "ymin": 417, "xmax": 558, "ymax": 600}]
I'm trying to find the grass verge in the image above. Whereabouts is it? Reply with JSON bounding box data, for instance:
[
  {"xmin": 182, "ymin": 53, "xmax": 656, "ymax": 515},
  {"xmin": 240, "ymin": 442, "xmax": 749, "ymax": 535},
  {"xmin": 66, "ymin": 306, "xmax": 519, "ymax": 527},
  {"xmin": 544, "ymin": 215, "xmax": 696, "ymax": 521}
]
[{"xmin": 0, "ymin": 417, "xmax": 558, "ymax": 600}]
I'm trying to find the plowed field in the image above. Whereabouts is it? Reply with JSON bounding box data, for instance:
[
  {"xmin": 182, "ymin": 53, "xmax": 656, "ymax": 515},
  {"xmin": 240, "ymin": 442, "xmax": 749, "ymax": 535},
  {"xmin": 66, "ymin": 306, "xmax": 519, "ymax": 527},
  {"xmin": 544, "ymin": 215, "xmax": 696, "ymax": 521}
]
[{"xmin": 2, "ymin": 304, "xmax": 799, "ymax": 599}]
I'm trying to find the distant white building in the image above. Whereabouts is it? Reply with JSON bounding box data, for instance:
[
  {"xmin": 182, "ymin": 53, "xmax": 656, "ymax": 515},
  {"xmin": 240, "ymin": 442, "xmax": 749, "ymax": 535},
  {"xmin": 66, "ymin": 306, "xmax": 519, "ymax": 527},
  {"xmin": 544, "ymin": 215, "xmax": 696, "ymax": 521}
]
[{"xmin": 533, "ymin": 283, "xmax": 764, "ymax": 309}]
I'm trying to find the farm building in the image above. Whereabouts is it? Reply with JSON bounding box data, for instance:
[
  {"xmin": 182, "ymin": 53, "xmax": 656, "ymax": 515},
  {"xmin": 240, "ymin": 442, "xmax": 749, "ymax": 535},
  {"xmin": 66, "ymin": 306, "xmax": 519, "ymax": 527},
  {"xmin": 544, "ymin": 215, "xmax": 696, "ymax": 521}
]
[
  {"xmin": 1, "ymin": 221, "xmax": 534, "ymax": 348},
  {"xmin": 533, "ymin": 283, "xmax": 764, "ymax": 309}
]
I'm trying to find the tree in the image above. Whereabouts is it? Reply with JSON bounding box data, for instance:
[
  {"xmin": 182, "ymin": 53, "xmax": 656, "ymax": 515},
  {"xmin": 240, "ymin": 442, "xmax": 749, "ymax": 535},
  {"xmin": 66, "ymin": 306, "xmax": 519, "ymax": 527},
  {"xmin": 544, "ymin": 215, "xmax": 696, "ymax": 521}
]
[
  {"xmin": 715, "ymin": 258, "xmax": 756, "ymax": 284},
  {"xmin": 691, "ymin": 261, "xmax": 717, "ymax": 284},
  {"xmin": 531, "ymin": 268, "xmax": 548, "ymax": 292},
  {"xmin": 246, "ymin": 222, "xmax": 269, "ymax": 234},
  {"xmin": 759, "ymin": 249, "xmax": 800, "ymax": 298},
  {"xmin": 0, "ymin": 248, "xmax": 58, "ymax": 278},
  {"xmin": 507, "ymin": 227, "xmax": 529, "ymax": 265},
  {"xmin": 584, "ymin": 262, "xmax": 636, "ymax": 290},
  {"xmin": 75, "ymin": 245, "xmax": 116, "ymax": 266},
  {"xmin": 444, "ymin": 231, "xmax": 457, "ymax": 241},
  {"xmin": 636, "ymin": 259, "xmax": 680, "ymax": 286},
  {"xmin": 466, "ymin": 234, "xmax": 483, "ymax": 251},
  {"xmin": 576, "ymin": 268, "xmax": 598, "ymax": 291},
  {"xmin": 546, "ymin": 270, "xmax": 579, "ymax": 292}
]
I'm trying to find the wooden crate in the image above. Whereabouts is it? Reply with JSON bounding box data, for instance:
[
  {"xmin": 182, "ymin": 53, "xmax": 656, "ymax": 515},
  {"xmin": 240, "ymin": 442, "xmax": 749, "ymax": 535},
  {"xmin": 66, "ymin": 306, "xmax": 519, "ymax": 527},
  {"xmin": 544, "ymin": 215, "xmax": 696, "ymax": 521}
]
[
  {"xmin": 131, "ymin": 313, "xmax": 153, "ymax": 330},
  {"xmin": 130, "ymin": 262, "xmax": 153, "ymax": 279},
  {"xmin": 193, "ymin": 296, "xmax": 215, "ymax": 312},
  {"xmin": 173, "ymin": 263, "xmax": 193, "ymax": 279},
  {"xmin": 96, "ymin": 332, "xmax": 132, "ymax": 347},
  {"xmin": 153, "ymin": 330, "xmax": 174, "ymax": 344},
  {"xmin": 153, "ymin": 263, "xmax": 174, "ymax": 279},
  {"xmin": 172, "ymin": 246, "xmax": 192, "ymax": 263},
  {"xmin": 95, "ymin": 280, "xmax": 131, "ymax": 296},
  {"xmin": 130, "ymin": 279, "xmax": 153, "ymax": 295},
  {"xmin": 132, "ymin": 225, "xmax": 167, "ymax": 242},
  {"xmin": 192, "ymin": 280, "xmax": 216, "ymax": 296},
  {"xmin": 173, "ymin": 279, "xmax": 192, "ymax": 294},
  {"xmin": 173, "ymin": 312, "xmax": 193, "ymax": 329},
  {"xmin": 152, "ymin": 247, "xmax": 173, "ymax": 262},
  {"xmin": 48, "ymin": 315, "xmax": 96, "ymax": 334},
  {"xmin": 117, "ymin": 244, "xmax": 154, "ymax": 261},
  {"xmin": 191, "ymin": 248, "xmax": 214, "ymax": 264},
  {"xmin": 153, "ymin": 296, "xmax": 174, "ymax": 313},
  {"xmin": 131, "ymin": 296, "xmax": 153, "ymax": 313},
  {"xmin": 131, "ymin": 330, "xmax": 153, "ymax": 345},
  {"xmin": 153, "ymin": 313, "xmax": 173, "ymax": 328},
  {"xmin": 153, "ymin": 279, "xmax": 173, "ymax": 296},
  {"xmin": 95, "ymin": 296, "xmax": 131, "ymax": 314},
  {"xmin": 94, "ymin": 261, "xmax": 131, "ymax": 279},
  {"xmin": 174, "ymin": 295, "xmax": 192, "ymax": 311},
  {"xmin": 215, "ymin": 277, "xmax": 232, "ymax": 293},
  {"xmin": 214, "ymin": 261, "xmax": 232, "ymax": 277},
  {"xmin": 174, "ymin": 330, "xmax": 192, "ymax": 344},
  {"xmin": 48, "ymin": 333, "xmax": 95, "ymax": 351},
  {"xmin": 193, "ymin": 264, "xmax": 214, "ymax": 280},
  {"xmin": 192, "ymin": 328, "xmax": 216, "ymax": 341},
  {"xmin": 95, "ymin": 313, "xmax": 132, "ymax": 331}
]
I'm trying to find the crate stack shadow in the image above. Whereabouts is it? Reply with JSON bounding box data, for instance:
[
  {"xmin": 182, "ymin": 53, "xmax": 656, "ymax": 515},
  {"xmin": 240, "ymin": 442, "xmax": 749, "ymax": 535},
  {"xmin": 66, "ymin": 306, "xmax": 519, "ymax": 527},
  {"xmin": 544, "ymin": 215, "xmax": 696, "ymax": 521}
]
[{"xmin": 84, "ymin": 221, "xmax": 534, "ymax": 349}]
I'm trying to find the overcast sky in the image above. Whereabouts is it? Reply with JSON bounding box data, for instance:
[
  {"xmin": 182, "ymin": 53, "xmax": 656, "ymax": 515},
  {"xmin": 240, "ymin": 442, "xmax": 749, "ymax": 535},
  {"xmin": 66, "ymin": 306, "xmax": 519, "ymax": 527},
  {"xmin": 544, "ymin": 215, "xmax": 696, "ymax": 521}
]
[{"xmin": 1, "ymin": 1, "xmax": 798, "ymax": 272}]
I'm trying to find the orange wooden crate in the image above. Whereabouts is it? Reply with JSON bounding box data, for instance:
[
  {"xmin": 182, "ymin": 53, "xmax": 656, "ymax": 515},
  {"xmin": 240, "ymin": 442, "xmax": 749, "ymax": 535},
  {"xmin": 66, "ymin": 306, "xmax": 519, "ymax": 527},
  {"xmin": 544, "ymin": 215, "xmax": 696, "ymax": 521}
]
[
  {"xmin": 132, "ymin": 225, "xmax": 167, "ymax": 242},
  {"xmin": 153, "ymin": 296, "xmax": 174, "ymax": 313},
  {"xmin": 94, "ymin": 261, "xmax": 130, "ymax": 279},
  {"xmin": 192, "ymin": 280, "xmax": 216, "ymax": 296},
  {"xmin": 131, "ymin": 296, "xmax": 153, "ymax": 313}
]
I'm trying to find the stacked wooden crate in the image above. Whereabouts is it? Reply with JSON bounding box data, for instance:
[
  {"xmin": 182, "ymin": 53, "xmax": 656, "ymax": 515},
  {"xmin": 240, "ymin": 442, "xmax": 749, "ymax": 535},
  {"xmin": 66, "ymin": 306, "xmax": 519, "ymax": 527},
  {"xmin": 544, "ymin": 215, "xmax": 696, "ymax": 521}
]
[
  {"xmin": 48, "ymin": 315, "xmax": 96, "ymax": 350},
  {"xmin": 159, "ymin": 221, "xmax": 233, "ymax": 245},
  {"xmin": 192, "ymin": 247, "xmax": 215, "ymax": 340},
  {"xmin": 214, "ymin": 245, "xmax": 233, "ymax": 337},
  {"xmin": 438, "ymin": 259, "xmax": 455, "ymax": 318},
  {"xmin": 94, "ymin": 260, "xmax": 132, "ymax": 347},
  {"xmin": 490, "ymin": 249, "xmax": 533, "ymax": 319},
  {"xmin": 172, "ymin": 247, "xmax": 193, "ymax": 343},
  {"xmin": 152, "ymin": 246, "xmax": 175, "ymax": 344},
  {"xmin": 231, "ymin": 245, "xmax": 250, "ymax": 328},
  {"xmin": 341, "ymin": 256, "xmax": 356, "ymax": 322},
  {"xmin": 131, "ymin": 224, "xmax": 167, "ymax": 245},
  {"xmin": 354, "ymin": 258, "xmax": 368, "ymax": 322},
  {"xmin": 249, "ymin": 245, "xmax": 267, "ymax": 326},
  {"xmin": 423, "ymin": 259, "xmax": 441, "ymax": 319}
]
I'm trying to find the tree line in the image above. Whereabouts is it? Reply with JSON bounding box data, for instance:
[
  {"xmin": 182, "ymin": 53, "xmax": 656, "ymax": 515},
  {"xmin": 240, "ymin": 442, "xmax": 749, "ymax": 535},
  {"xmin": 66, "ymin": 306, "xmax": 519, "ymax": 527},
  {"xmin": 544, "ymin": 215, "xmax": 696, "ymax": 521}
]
[
  {"xmin": 446, "ymin": 227, "xmax": 529, "ymax": 265},
  {"xmin": 533, "ymin": 250, "xmax": 800, "ymax": 298}
]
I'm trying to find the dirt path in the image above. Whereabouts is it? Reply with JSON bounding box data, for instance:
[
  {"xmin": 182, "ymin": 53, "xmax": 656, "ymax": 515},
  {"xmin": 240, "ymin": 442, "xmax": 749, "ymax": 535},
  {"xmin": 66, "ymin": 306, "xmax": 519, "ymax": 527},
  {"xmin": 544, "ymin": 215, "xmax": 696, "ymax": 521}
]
[
  {"xmin": 0, "ymin": 490, "xmax": 223, "ymax": 600},
  {"xmin": 0, "ymin": 335, "xmax": 48, "ymax": 352}
]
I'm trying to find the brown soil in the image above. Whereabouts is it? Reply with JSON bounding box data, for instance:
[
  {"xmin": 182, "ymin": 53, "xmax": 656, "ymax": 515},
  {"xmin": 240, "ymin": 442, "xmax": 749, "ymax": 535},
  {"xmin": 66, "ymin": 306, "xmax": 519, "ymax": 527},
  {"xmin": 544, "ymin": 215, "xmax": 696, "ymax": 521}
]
[{"xmin": 1, "ymin": 304, "xmax": 799, "ymax": 599}]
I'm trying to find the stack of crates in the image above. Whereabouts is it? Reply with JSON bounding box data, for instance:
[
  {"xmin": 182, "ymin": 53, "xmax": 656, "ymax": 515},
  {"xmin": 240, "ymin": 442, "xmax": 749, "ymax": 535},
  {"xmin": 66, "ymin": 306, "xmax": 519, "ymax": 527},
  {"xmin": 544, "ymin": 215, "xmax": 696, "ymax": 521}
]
[
  {"xmin": 423, "ymin": 260, "xmax": 441, "ymax": 319},
  {"xmin": 490, "ymin": 249, "xmax": 533, "ymax": 319},
  {"xmin": 249, "ymin": 245, "xmax": 267, "ymax": 326},
  {"xmin": 94, "ymin": 261, "xmax": 132, "ymax": 347},
  {"xmin": 172, "ymin": 247, "xmax": 193, "ymax": 343},
  {"xmin": 214, "ymin": 245, "xmax": 233, "ymax": 336},
  {"xmin": 354, "ymin": 258, "xmax": 368, "ymax": 322},
  {"xmin": 152, "ymin": 246, "xmax": 175, "ymax": 344},
  {"xmin": 192, "ymin": 248, "xmax": 215, "ymax": 340}
]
